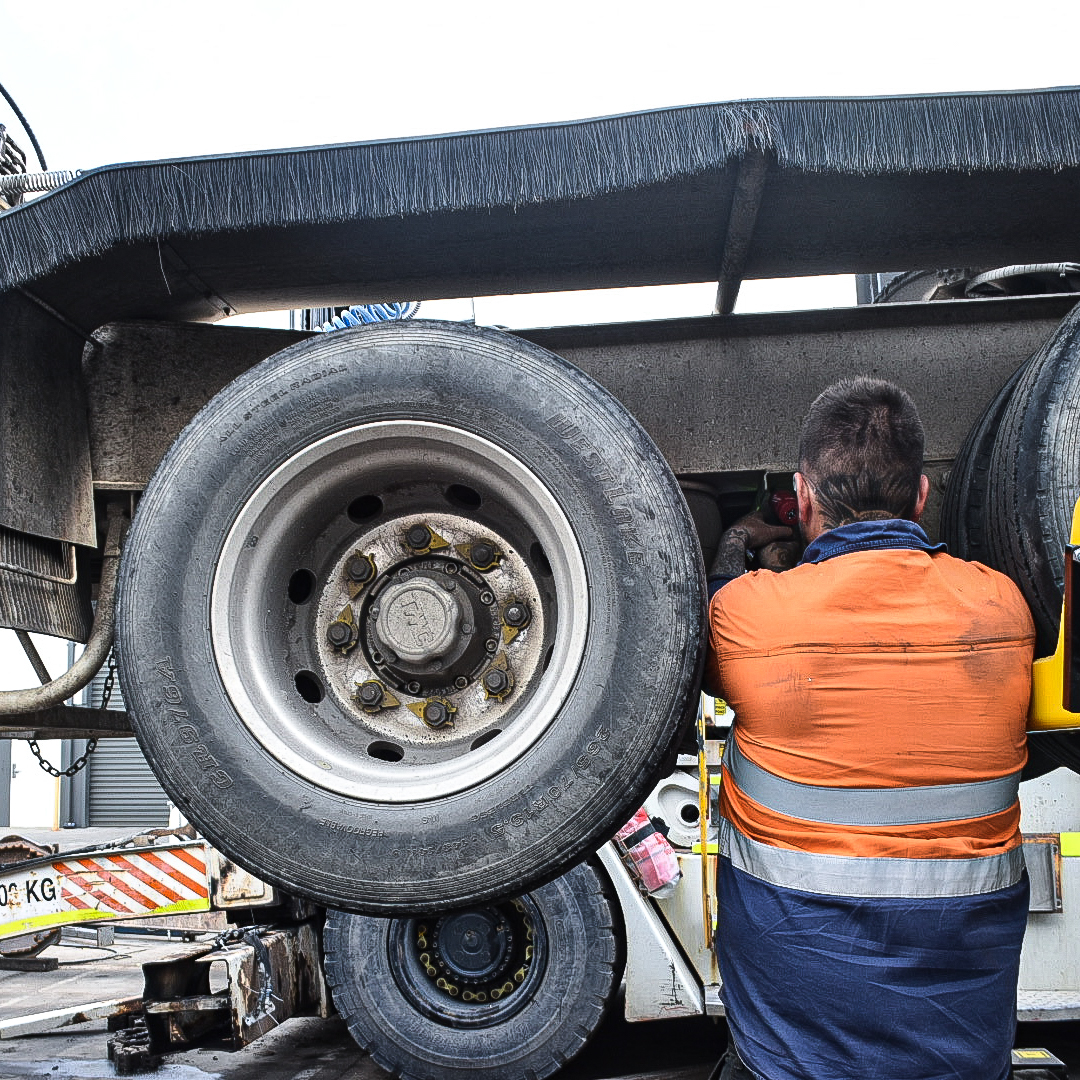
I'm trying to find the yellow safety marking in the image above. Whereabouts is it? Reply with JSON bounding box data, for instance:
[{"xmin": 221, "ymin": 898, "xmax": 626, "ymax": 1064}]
[
  {"xmin": 1060, "ymin": 833, "xmax": 1080, "ymax": 857},
  {"xmin": 697, "ymin": 696, "xmax": 712, "ymax": 951},
  {"xmin": 692, "ymin": 841, "xmax": 719, "ymax": 855},
  {"xmin": 1014, "ymin": 1050, "xmax": 1051, "ymax": 1059},
  {"xmin": 1030, "ymin": 498, "xmax": 1080, "ymax": 729},
  {"xmin": 2, "ymin": 896, "xmax": 209, "ymax": 938}
]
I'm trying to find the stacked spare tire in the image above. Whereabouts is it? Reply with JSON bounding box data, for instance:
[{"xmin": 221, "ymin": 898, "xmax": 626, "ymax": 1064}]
[{"xmin": 941, "ymin": 302, "xmax": 1080, "ymax": 774}]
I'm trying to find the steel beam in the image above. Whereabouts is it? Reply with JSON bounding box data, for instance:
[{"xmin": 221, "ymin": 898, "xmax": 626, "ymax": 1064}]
[
  {"xmin": 0, "ymin": 705, "xmax": 132, "ymax": 740},
  {"xmin": 714, "ymin": 149, "xmax": 769, "ymax": 315},
  {"xmin": 84, "ymin": 295, "xmax": 1078, "ymax": 491}
]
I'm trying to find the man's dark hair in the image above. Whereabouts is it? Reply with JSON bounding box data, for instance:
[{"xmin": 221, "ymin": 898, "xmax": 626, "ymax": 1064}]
[{"xmin": 798, "ymin": 377, "xmax": 924, "ymax": 528}]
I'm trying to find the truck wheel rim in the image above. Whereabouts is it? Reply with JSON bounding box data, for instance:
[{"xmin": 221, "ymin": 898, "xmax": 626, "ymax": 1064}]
[
  {"xmin": 210, "ymin": 420, "xmax": 588, "ymax": 803},
  {"xmin": 388, "ymin": 895, "xmax": 548, "ymax": 1027}
]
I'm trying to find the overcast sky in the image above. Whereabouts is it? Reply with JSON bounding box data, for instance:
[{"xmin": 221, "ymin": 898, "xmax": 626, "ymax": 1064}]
[{"xmin": 4, "ymin": 2, "xmax": 1078, "ymax": 168}]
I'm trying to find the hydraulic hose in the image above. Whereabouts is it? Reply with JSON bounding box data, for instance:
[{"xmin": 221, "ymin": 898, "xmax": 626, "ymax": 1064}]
[
  {"xmin": 316, "ymin": 301, "xmax": 420, "ymax": 332},
  {"xmin": 0, "ymin": 507, "xmax": 128, "ymax": 715}
]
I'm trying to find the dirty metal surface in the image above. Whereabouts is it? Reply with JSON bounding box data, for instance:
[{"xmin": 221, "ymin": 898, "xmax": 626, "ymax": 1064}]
[
  {"xmin": 530, "ymin": 294, "xmax": 1079, "ymax": 474},
  {"xmin": 85, "ymin": 321, "xmax": 308, "ymax": 490},
  {"xmin": 85, "ymin": 296, "xmax": 1076, "ymax": 493},
  {"xmin": 0, "ymin": 291, "xmax": 94, "ymax": 546},
  {"xmin": 0, "ymin": 703, "xmax": 133, "ymax": 739},
  {"xmin": 139, "ymin": 923, "xmax": 329, "ymax": 1053}
]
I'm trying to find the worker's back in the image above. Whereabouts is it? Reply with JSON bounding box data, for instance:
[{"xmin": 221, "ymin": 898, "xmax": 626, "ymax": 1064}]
[{"xmin": 709, "ymin": 535, "xmax": 1035, "ymax": 1080}]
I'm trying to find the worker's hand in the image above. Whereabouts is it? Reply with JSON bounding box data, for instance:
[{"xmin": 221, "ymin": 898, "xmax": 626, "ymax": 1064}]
[
  {"xmin": 755, "ymin": 540, "xmax": 802, "ymax": 572},
  {"xmin": 709, "ymin": 511, "xmax": 794, "ymax": 578}
]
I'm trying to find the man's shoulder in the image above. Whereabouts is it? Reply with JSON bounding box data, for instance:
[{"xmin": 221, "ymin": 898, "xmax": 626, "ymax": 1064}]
[
  {"xmin": 711, "ymin": 548, "xmax": 1033, "ymax": 624},
  {"xmin": 710, "ymin": 563, "xmax": 816, "ymax": 616},
  {"xmin": 928, "ymin": 551, "xmax": 1031, "ymax": 605}
]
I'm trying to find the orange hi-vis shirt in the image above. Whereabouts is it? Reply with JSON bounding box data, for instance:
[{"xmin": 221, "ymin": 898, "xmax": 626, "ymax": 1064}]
[{"xmin": 708, "ymin": 546, "xmax": 1035, "ymax": 869}]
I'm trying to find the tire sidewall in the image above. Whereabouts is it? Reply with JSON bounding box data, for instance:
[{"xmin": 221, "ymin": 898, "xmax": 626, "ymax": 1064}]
[
  {"xmin": 323, "ymin": 860, "xmax": 619, "ymax": 1079},
  {"xmin": 118, "ymin": 322, "xmax": 705, "ymax": 911}
]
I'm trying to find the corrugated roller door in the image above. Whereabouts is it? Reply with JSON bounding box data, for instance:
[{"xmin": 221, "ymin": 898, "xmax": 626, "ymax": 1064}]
[
  {"xmin": 86, "ymin": 739, "xmax": 170, "ymax": 826},
  {"xmin": 85, "ymin": 658, "xmax": 170, "ymax": 827}
]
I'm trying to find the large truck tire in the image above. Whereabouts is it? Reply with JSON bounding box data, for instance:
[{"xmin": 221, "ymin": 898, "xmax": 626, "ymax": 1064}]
[
  {"xmin": 116, "ymin": 321, "xmax": 706, "ymax": 914},
  {"xmin": 942, "ymin": 303, "xmax": 1080, "ymax": 775},
  {"xmin": 939, "ymin": 365, "xmax": 1023, "ymax": 566},
  {"xmin": 323, "ymin": 860, "xmax": 620, "ymax": 1080},
  {"xmin": 984, "ymin": 303, "xmax": 1080, "ymax": 656}
]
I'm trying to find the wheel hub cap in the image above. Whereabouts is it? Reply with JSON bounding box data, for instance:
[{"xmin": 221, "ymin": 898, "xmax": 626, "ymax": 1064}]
[{"xmin": 372, "ymin": 576, "xmax": 464, "ymax": 664}]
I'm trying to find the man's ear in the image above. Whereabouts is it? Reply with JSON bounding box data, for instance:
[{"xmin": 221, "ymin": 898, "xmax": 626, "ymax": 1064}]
[
  {"xmin": 912, "ymin": 474, "xmax": 931, "ymax": 522},
  {"xmin": 795, "ymin": 472, "xmax": 813, "ymax": 524}
]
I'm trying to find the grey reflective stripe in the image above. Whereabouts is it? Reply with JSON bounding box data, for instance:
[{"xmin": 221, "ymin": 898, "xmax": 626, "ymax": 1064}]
[
  {"xmin": 723, "ymin": 736, "xmax": 1020, "ymax": 826},
  {"xmin": 720, "ymin": 820, "xmax": 1027, "ymax": 898}
]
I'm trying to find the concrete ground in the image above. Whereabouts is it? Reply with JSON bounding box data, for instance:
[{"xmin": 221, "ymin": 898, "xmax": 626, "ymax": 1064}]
[{"xmin": 0, "ymin": 927, "xmax": 718, "ymax": 1080}]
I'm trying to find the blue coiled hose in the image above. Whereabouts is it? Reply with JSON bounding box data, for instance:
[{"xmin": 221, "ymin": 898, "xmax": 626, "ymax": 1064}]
[{"xmin": 316, "ymin": 301, "xmax": 420, "ymax": 332}]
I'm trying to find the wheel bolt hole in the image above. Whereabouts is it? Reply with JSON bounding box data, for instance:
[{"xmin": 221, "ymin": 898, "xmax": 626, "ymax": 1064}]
[
  {"xmin": 347, "ymin": 495, "xmax": 383, "ymax": 523},
  {"xmin": 294, "ymin": 671, "xmax": 324, "ymax": 704},
  {"xmin": 368, "ymin": 741, "xmax": 404, "ymax": 762},
  {"xmin": 472, "ymin": 729, "xmax": 502, "ymax": 750},
  {"xmin": 287, "ymin": 569, "xmax": 317, "ymax": 605},
  {"xmin": 529, "ymin": 541, "xmax": 553, "ymax": 577},
  {"xmin": 445, "ymin": 484, "xmax": 482, "ymax": 509}
]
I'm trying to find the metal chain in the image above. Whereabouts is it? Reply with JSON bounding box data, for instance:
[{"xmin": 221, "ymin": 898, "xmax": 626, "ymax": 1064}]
[{"xmin": 27, "ymin": 655, "xmax": 116, "ymax": 777}]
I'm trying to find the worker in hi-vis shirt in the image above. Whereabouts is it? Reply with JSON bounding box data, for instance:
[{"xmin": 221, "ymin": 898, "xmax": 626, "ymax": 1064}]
[{"xmin": 706, "ymin": 377, "xmax": 1034, "ymax": 1080}]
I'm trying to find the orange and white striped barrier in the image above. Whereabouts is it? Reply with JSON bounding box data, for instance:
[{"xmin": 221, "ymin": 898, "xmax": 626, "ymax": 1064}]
[{"xmin": 0, "ymin": 841, "xmax": 211, "ymax": 941}]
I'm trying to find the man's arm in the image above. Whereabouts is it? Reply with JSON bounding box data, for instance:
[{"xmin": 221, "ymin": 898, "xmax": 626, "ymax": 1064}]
[
  {"xmin": 703, "ymin": 511, "xmax": 794, "ymax": 696},
  {"xmin": 708, "ymin": 510, "xmax": 794, "ymax": 586}
]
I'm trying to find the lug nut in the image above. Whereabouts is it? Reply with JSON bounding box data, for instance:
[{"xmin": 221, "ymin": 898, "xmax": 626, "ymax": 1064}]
[
  {"xmin": 422, "ymin": 701, "xmax": 452, "ymax": 727},
  {"xmin": 345, "ymin": 554, "xmax": 374, "ymax": 584},
  {"xmin": 503, "ymin": 602, "xmax": 530, "ymax": 628},
  {"xmin": 357, "ymin": 681, "xmax": 384, "ymax": 708},
  {"xmin": 470, "ymin": 542, "xmax": 495, "ymax": 568},
  {"xmin": 483, "ymin": 668, "xmax": 510, "ymax": 695},
  {"xmin": 327, "ymin": 621, "xmax": 355, "ymax": 648},
  {"xmin": 406, "ymin": 524, "xmax": 432, "ymax": 550}
]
